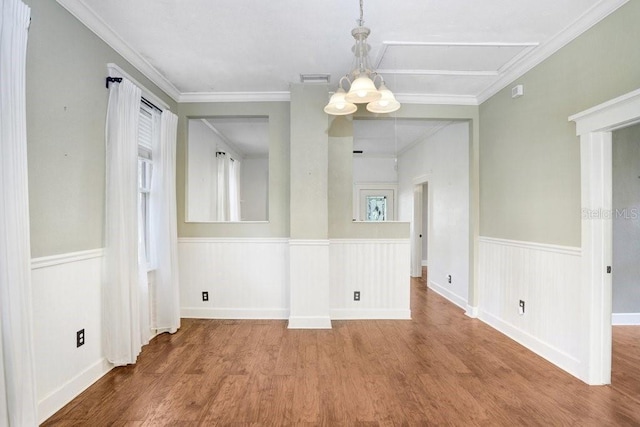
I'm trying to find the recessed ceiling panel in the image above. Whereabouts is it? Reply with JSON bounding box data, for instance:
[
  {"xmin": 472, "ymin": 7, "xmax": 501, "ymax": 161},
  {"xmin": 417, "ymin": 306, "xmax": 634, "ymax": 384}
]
[
  {"xmin": 383, "ymin": 73, "xmax": 499, "ymax": 96},
  {"xmin": 376, "ymin": 43, "xmax": 536, "ymax": 73}
]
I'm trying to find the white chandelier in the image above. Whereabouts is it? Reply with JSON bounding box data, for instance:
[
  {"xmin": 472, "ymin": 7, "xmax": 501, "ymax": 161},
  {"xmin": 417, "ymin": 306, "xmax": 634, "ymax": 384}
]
[{"xmin": 324, "ymin": 0, "xmax": 400, "ymax": 116}]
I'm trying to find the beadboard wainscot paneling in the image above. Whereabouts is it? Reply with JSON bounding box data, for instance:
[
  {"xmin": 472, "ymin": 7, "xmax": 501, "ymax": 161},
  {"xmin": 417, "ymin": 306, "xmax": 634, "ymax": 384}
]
[
  {"xmin": 288, "ymin": 239, "xmax": 332, "ymax": 329},
  {"xmin": 179, "ymin": 238, "xmax": 290, "ymax": 319},
  {"xmin": 330, "ymin": 239, "xmax": 411, "ymax": 319},
  {"xmin": 31, "ymin": 249, "xmax": 111, "ymax": 423},
  {"xmin": 478, "ymin": 237, "xmax": 583, "ymax": 379}
]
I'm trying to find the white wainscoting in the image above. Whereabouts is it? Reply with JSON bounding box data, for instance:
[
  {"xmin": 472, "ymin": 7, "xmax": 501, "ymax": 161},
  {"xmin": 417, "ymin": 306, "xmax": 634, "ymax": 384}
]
[
  {"xmin": 478, "ymin": 237, "xmax": 583, "ymax": 379},
  {"xmin": 31, "ymin": 249, "xmax": 111, "ymax": 423},
  {"xmin": 329, "ymin": 239, "xmax": 411, "ymax": 320},
  {"xmin": 179, "ymin": 238, "xmax": 290, "ymax": 319},
  {"xmin": 289, "ymin": 240, "xmax": 332, "ymax": 329}
]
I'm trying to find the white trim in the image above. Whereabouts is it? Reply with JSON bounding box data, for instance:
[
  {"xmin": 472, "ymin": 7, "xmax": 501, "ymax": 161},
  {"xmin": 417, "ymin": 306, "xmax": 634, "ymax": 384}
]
[
  {"xmin": 179, "ymin": 91, "xmax": 291, "ymax": 103},
  {"xmin": 38, "ymin": 358, "xmax": 112, "ymax": 424},
  {"xmin": 421, "ymin": 260, "xmax": 428, "ymax": 267},
  {"xmin": 178, "ymin": 237, "xmax": 289, "ymax": 244},
  {"xmin": 570, "ymin": 87, "xmax": 640, "ymax": 385},
  {"xmin": 330, "ymin": 309, "xmax": 411, "ymax": 320},
  {"xmin": 395, "ymin": 93, "xmax": 479, "ymax": 106},
  {"xmin": 330, "ymin": 238, "xmax": 410, "ymax": 245},
  {"xmin": 181, "ymin": 308, "xmax": 289, "ymax": 320},
  {"xmin": 287, "ymin": 316, "xmax": 332, "ymax": 329},
  {"xmin": 31, "ymin": 248, "xmax": 104, "ymax": 270},
  {"xmin": 612, "ymin": 313, "xmax": 640, "ymax": 326},
  {"xmin": 428, "ymin": 280, "xmax": 467, "ymax": 310},
  {"xmin": 479, "ymin": 236, "xmax": 581, "ymax": 257},
  {"xmin": 477, "ymin": 0, "xmax": 629, "ymax": 103},
  {"xmin": 569, "ymin": 88, "xmax": 640, "ymax": 135},
  {"xmin": 479, "ymin": 310, "xmax": 582, "ymax": 380},
  {"xmin": 465, "ymin": 305, "xmax": 479, "ymax": 318},
  {"xmin": 107, "ymin": 63, "xmax": 170, "ymax": 110},
  {"xmin": 289, "ymin": 239, "xmax": 330, "ymax": 246},
  {"xmin": 56, "ymin": 0, "xmax": 180, "ymax": 101}
]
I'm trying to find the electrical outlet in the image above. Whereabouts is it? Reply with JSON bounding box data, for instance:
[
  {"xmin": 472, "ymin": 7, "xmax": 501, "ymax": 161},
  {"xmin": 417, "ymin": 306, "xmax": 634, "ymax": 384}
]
[
  {"xmin": 354, "ymin": 291, "xmax": 360, "ymax": 301},
  {"xmin": 202, "ymin": 291, "xmax": 209, "ymax": 302},
  {"xmin": 76, "ymin": 329, "xmax": 85, "ymax": 348},
  {"xmin": 447, "ymin": 275, "xmax": 452, "ymax": 284},
  {"xmin": 519, "ymin": 300, "xmax": 525, "ymax": 315}
]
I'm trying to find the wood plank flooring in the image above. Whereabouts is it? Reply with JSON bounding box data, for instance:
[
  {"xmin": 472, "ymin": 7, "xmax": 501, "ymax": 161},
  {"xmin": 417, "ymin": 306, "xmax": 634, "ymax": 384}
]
[{"xmin": 43, "ymin": 272, "xmax": 640, "ymax": 426}]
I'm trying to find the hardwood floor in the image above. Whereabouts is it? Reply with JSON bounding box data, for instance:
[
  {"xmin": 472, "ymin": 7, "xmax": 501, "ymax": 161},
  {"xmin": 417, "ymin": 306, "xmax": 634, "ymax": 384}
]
[{"xmin": 43, "ymin": 273, "xmax": 640, "ymax": 426}]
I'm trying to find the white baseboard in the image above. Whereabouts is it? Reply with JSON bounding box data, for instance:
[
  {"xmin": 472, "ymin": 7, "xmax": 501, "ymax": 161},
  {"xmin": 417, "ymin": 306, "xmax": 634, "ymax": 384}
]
[
  {"xmin": 181, "ymin": 308, "xmax": 289, "ymax": 320},
  {"xmin": 465, "ymin": 305, "xmax": 479, "ymax": 318},
  {"xmin": 612, "ymin": 313, "xmax": 640, "ymax": 325},
  {"xmin": 287, "ymin": 316, "xmax": 332, "ymax": 329},
  {"xmin": 330, "ymin": 309, "xmax": 411, "ymax": 320},
  {"xmin": 38, "ymin": 358, "xmax": 112, "ymax": 423},
  {"xmin": 479, "ymin": 310, "xmax": 581, "ymax": 380},
  {"xmin": 421, "ymin": 260, "xmax": 428, "ymax": 267},
  {"xmin": 428, "ymin": 280, "xmax": 467, "ymax": 310}
]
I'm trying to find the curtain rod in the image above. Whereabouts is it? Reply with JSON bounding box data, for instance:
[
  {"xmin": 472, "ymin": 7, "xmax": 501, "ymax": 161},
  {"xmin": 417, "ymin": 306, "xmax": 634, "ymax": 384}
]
[{"xmin": 105, "ymin": 77, "xmax": 163, "ymax": 112}]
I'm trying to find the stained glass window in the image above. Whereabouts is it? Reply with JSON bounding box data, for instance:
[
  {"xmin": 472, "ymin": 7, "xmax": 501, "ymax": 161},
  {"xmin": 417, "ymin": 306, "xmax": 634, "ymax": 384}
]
[{"xmin": 366, "ymin": 196, "xmax": 387, "ymax": 221}]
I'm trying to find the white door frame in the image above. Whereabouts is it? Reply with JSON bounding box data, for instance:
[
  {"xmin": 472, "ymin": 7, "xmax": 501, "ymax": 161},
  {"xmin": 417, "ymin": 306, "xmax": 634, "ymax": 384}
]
[
  {"xmin": 411, "ymin": 174, "xmax": 432, "ymax": 278},
  {"xmin": 569, "ymin": 88, "xmax": 640, "ymax": 385}
]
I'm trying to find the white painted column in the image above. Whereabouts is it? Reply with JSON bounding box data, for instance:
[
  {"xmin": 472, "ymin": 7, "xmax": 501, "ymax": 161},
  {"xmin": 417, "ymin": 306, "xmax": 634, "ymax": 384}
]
[{"xmin": 288, "ymin": 84, "xmax": 331, "ymax": 329}]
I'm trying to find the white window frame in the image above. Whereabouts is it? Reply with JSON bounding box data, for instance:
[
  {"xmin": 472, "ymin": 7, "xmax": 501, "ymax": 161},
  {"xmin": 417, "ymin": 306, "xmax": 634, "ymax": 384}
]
[{"xmin": 138, "ymin": 101, "xmax": 160, "ymax": 270}]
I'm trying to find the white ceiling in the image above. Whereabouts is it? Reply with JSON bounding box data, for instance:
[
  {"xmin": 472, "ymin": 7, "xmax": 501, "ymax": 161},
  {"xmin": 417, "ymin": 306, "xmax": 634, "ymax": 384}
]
[{"xmin": 58, "ymin": 0, "xmax": 627, "ymax": 104}]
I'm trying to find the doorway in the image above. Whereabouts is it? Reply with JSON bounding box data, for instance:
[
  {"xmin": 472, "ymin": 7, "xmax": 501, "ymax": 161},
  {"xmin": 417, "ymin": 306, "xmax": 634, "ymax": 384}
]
[
  {"xmin": 411, "ymin": 179, "xmax": 431, "ymax": 279},
  {"xmin": 570, "ymin": 88, "xmax": 640, "ymax": 385}
]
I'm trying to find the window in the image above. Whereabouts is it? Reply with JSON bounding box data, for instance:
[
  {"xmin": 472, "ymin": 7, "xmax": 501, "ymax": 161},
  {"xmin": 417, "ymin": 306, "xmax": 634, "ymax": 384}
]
[{"xmin": 138, "ymin": 100, "xmax": 160, "ymax": 267}]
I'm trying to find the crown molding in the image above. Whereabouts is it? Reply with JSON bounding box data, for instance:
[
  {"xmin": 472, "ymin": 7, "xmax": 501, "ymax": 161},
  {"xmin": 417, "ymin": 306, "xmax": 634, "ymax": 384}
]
[
  {"xmin": 56, "ymin": 0, "xmax": 181, "ymax": 102},
  {"xmin": 476, "ymin": 0, "xmax": 629, "ymax": 104},
  {"xmin": 395, "ymin": 93, "xmax": 479, "ymax": 106},
  {"xmin": 179, "ymin": 91, "xmax": 291, "ymax": 103}
]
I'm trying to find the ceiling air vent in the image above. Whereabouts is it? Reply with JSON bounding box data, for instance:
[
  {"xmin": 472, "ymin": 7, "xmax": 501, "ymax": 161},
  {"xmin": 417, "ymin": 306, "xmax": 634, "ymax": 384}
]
[{"xmin": 300, "ymin": 74, "xmax": 331, "ymax": 83}]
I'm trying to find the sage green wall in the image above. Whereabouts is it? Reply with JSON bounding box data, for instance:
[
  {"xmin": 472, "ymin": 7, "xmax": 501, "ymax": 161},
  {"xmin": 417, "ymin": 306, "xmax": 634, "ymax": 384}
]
[
  {"xmin": 290, "ymin": 84, "xmax": 329, "ymax": 239},
  {"xmin": 25, "ymin": 0, "xmax": 177, "ymax": 258},
  {"xmin": 177, "ymin": 102, "xmax": 290, "ymax": 238},
  {"xmin": 479, "ymin": 1, "xmax": 640, "ymax": 247}
]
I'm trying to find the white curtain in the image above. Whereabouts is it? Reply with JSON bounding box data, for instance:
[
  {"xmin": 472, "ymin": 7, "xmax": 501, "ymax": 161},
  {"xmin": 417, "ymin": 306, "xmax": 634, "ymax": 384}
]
[
  {"xmin": 215, "ymin": 153, "xmax": 242, "ymax": 221},
  {"xmin": 104, "ymin": 78, "xmax": 145, "ymax": 365},
  {"xmin": 0, "ymin": 0, "xmax": 38, "ymax": 424},
  {"xmin": 216, "ymin": 153, "xmax": 229, "ymax": 221},
  {"xmin": 150, "ymin": 111, "xmax": 180, "ymax": 333},
  {"xmin": 229, "ymin": 159, "xmax": 241, "ymax": 221}
]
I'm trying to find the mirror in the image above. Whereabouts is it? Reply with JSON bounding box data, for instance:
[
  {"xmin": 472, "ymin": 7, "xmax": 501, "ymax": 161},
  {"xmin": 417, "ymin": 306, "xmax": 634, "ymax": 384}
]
[{"xmin": 186, "ymin": 116, "xmax": 269, "ymax": 222}]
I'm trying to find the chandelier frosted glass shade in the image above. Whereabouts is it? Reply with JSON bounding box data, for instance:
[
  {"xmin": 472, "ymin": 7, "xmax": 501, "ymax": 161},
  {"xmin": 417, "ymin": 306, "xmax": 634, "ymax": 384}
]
[
  {"xmin": 366, "ymin": 83, "xmax": 401, "ymax": 113},
  {"xmin": 323, "ymin": 88, "xmax": 357, "ymax": 115},
  {"xmin": 345, "ymin": 75, "xmax": 382, "ymax": 104}
]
